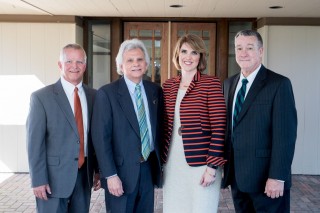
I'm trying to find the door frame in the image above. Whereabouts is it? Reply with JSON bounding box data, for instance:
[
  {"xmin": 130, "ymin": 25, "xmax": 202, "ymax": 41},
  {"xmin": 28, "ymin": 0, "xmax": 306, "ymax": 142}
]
[{"xmin": 124, "ymin": 21, "xmax": 217, "ymax": 84}]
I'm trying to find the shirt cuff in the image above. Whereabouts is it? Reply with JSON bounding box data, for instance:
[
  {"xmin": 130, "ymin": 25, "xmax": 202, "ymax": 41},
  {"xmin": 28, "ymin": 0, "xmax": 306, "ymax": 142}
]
[{"xmin": 106, "ymin": 174, "xmax": 117, "ymax": 179}]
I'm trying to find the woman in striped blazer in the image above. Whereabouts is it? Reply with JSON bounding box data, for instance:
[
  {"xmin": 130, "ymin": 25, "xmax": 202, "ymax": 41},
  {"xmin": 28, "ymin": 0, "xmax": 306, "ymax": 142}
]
[{"xmin": 162, "ymin": 34, "xmax": 227, "ymax": 213}]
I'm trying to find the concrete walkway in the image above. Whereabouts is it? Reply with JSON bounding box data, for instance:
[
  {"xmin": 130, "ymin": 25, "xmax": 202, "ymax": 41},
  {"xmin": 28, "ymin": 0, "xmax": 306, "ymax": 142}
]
[{"xmin": 0, "ymin": 173, "xmax": 319, "ymax": 212}]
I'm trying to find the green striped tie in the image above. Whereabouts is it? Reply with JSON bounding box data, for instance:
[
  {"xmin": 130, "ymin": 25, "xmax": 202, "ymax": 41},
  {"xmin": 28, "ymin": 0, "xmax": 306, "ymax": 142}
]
[
  {"xmin": 233, "ymin": 79, "xmax": 248, "ymax": 129},
  {"xmin": 135, "ymin": 84, "xmax": 151, "ymax": 160}
]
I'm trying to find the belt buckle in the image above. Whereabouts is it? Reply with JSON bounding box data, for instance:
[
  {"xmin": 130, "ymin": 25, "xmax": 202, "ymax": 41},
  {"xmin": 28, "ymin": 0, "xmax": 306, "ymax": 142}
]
[{"xmin": 140, "ymin": 156, "xmax": 146, "ymax": 163}]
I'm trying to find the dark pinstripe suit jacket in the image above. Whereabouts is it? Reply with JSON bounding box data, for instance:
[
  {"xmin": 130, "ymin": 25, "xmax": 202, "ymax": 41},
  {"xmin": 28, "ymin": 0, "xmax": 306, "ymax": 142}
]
[
  {"xmin": 221, "ymin": 65, "xmax": 297, "ymax": 193},
  {"xmin": 162, "ymin": 71, "xmax": 226, "ymax": 167}
]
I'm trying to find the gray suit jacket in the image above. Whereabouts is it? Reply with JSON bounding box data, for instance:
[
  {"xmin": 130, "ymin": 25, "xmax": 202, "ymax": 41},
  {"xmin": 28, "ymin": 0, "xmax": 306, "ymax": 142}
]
[
  {"xmin": 221, "ymin": 65, "xmax": 297, "ymax": 193},
  {"xmin": 91, "ymin": 77, "xmax": 163, "ymax": 194},
  {"xmin": 26, "ymin": 79, "xmax": 97, "ymax": 198}
]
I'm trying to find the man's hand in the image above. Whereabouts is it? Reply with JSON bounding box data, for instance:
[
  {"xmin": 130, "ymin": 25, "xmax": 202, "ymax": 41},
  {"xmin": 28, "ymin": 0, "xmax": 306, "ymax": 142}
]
[
  {"xmin": 264, "ymin": 178, "xmax": 284, "ymax": 199},
  {"xmin": 107, "ymin": 175, "xmax": 124, "ymax": 197},
  {"xmin": 93, "ymin": 173, "xmax": 101, "ymax": 191},
  {"xmin": 33, "ymin": 184, "xmax": 51, "ymax": 200}
]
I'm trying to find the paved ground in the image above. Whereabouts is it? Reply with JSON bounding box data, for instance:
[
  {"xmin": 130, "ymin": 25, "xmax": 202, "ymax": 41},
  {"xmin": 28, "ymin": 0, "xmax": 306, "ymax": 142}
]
[{"xmin": 0, "ymin": 173, "xmax": 319, "ymax": 212}]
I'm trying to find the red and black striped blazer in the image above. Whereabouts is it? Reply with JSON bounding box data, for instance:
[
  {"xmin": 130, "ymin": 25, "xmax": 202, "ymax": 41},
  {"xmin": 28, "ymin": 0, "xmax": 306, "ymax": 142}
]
[{"xmin": 162, "ymin": 71, "xmax": 227, "ymax": 167}]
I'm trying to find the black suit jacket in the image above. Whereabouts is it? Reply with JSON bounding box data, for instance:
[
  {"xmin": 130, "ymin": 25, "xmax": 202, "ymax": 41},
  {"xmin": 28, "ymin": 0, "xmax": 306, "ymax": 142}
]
[
  {"xmin": 91, "ymin": 77, "xmax": 163, "ymax": 194},
  {"xmin": 221, "ymin": 65, "xmax": 297, "ymax": 193}
]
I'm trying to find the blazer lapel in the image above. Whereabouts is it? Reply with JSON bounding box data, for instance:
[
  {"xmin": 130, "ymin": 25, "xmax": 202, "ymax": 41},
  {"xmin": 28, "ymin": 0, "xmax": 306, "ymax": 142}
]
[
  {"xmin": 168, "ymin": 76, "xmax": 180, "ymax": 121},
  {"xmin": 53, "ymin": 80, "xmax": 79, "ymax": 137},
  {"xmin": 185, "ymin": 71, "xmax": 201, "ymax": 95},
  {"xmin": 236, "ymin": 65, "xmax": 267, "ymax": 124},
  {"xmin": 117, "ymin": 78, "xmax": 140, "ymax": 137}
]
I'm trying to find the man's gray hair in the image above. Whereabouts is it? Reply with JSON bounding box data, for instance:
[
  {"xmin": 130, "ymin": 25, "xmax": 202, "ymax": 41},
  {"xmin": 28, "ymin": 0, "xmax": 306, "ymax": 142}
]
[{"xmin": 115, "ymin": 39, "xmax": 150, "ymax": 75}]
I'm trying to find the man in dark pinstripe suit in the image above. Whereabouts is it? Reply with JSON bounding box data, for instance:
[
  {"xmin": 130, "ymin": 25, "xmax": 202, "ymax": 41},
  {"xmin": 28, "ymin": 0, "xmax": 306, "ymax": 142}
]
[{"xmin": 222, "ymin": 30, "xmax": 297, "ymax": 213}]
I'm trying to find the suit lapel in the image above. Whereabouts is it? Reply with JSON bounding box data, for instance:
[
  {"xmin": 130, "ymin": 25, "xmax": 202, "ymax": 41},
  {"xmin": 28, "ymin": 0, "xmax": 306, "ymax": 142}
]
[
  {"xmin": 143, "ymin": 81, "xmax": 158, "ymax": 142},
  {"xmin": 228, "ymin": 74, "xmax": 240, "ymax": 115},
  {"xmin": 117, "ymin": 78, "xmax": 140, "ymax": 137},
  {"xmin": 236, "ymin": 65, "xmax": 267, "ymax": 124},
  {"xmin": 53, "ymin": 80, "xmax": 79, "ymax": 137},
  {"xmin": 83, "ymin": 85, "xmax": 93, "ymax": 126}
]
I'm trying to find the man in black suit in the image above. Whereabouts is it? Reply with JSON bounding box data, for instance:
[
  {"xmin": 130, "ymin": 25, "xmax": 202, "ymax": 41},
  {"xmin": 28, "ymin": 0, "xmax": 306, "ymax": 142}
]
[
  {"xmin": 222, "ymin": 30, "xmax": 297, "ymax": 212},
  {"xmin": 91, "ymin": 38, "xmax": 163, "ymax": 213}
]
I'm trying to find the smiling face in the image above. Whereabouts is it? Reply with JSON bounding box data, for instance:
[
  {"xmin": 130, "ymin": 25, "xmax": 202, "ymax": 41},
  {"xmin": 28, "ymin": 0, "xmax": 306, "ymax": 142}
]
[
  {"xmin": 58, "ymin": 48, "xmax": 86, "ymax": 86},
  {"xmin": 178, "ymin": 42, "xmax": 200, "ymax": 73},
  {"xmin": 235, "ymin": 35, "xmax": 263, "ymax": 77},
  {"xmin": 121, "ymin": 48, "xmax": 148, "ymax": 84}
]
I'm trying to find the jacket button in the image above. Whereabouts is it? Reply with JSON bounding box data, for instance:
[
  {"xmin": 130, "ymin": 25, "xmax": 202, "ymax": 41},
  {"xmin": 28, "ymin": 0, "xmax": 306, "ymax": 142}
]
[{"xmin": 75, "ymin": 158, "xmax": 78, "ymax": 161}]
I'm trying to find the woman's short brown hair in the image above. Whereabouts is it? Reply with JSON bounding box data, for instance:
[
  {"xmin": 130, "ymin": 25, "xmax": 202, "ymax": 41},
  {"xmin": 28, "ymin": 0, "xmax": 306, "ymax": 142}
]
[{"xmin": 172, "ymin": 34, "xmax": 207, "ymax": 72}]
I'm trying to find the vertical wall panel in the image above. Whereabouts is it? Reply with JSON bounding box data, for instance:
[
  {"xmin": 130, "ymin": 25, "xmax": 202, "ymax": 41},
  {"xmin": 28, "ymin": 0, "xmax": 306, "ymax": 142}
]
[
  {"xmin": 1, "ymin": 24, "xmax": 18, "ymax": 75},
  {"xmin": 0, "ymin": 22, "xmax": 79, "ymax": 172},
  {"xmin": 17, "ymin": 24, "xmax": 31, "ymax": 75},
  {"xmin": 259, "ymin": 26, "xmax": 320, "ymax": 175}
]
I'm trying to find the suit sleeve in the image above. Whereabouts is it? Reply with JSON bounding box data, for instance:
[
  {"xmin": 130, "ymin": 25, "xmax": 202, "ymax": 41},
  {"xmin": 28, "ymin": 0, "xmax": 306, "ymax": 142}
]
[
  {"xmin": 269, "ymin": 78, "xmax": 297, "ymax": 181},
  {"xmin": 91, "ymin": 89, "xmax": 117, "ymax": 178},
  {"xmin": 26, "ymin": 93, "xmax": 48, "ymax": 187},
  {"xmin": 207, "ymin": 78, "xmax": 227, "ymax": 166}
]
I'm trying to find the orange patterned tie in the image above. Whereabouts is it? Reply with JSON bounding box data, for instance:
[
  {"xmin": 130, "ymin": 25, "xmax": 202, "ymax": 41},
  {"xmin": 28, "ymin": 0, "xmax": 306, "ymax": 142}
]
[{"xmin": 74, "ymin": 87, "xmax": 84, "ymax": 168}]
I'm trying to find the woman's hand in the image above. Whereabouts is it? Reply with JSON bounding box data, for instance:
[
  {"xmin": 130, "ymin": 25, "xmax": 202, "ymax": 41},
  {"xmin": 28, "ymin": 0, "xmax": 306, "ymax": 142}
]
[{"xmin": 199, "ymin": 166, "xmax": 216, "ymax": 187}]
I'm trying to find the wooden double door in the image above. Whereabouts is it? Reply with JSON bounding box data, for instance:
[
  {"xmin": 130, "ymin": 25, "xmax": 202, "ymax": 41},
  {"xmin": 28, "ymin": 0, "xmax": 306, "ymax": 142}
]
[{"xmin": 124, "ymin": 22, "xmax": 216, "ymax": 85}]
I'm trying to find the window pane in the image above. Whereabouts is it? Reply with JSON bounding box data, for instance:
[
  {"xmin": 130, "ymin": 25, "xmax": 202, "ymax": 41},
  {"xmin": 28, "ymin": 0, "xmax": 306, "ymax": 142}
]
[
  {"xmin": 130, "ymin": 30, "xmax": 138, "ymax": 37},
  {"xmin": 139, "ymin": 30, "xmax": 153, "ymax": 38},
  {"xmin": 155, "ymin": 30, "xmax": 161, "ymax": 37},
  {"xmin": 91, "ymin": 23, "xmax": 111, "ymax": 89},
  {"xmin": 203, "ymin": 31, "xmax": 210, "ymax": 38},
  {"xmin": 187, "ymin": 30, "xmax": 201, "ymax": 37},
  {"xmin": 178, "ymin": 30, "xmax": 186, "ymax": 37}
]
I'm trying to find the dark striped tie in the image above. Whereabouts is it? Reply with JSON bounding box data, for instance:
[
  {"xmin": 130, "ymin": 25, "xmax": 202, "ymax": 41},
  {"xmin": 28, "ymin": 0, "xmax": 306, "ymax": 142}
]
[{"xmin": 233, "ymin": 79, "xmax": 248, "ymax": 129}]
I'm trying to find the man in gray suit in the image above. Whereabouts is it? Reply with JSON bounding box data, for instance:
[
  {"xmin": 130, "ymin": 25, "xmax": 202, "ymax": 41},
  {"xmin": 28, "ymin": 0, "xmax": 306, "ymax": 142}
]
[
  {"xmin": 91, "ymin": 39, "xmax": 163, "ymax": 213},
  {"xmin": 222, "ymin": 30, "xmax": 297, "ymax": 212},
  {"xmin": 26, "ymin": 43, "xmax": 100, "ymax": 213}
]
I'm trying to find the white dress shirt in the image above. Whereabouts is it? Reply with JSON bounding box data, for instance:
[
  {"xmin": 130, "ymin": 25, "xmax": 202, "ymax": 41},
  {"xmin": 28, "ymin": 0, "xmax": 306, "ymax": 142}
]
[
  {"xmin": 124, "ymin": 76, "xmax": 154, "ymax": 151},
  {"xmin": 60, "ymin": 76, "xmax": 88, "ymax": 156}
]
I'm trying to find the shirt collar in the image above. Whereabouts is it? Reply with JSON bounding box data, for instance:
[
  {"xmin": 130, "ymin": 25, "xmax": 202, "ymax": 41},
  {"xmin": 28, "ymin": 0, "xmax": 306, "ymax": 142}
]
[
  {"xmin": 240, "ymin": 64, "xmax": 261, "ymax": 83},
  {"xmin": 60, "ymin": 76, "xmax": 83, "ymax": 96},
  {"xmin": 124, "ymin": 75, "xmax": 143, "ymax": 95}
]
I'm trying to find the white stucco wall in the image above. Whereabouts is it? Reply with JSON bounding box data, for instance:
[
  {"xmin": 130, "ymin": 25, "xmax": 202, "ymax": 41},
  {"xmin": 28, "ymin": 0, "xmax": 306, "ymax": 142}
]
[
  {"xmin": 258, "ymin": 26, "xmax": 320, "ymax": 175},
  {"xmin": 0, "ymin": 22, "xmax": 79, "ymax": 172}
]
